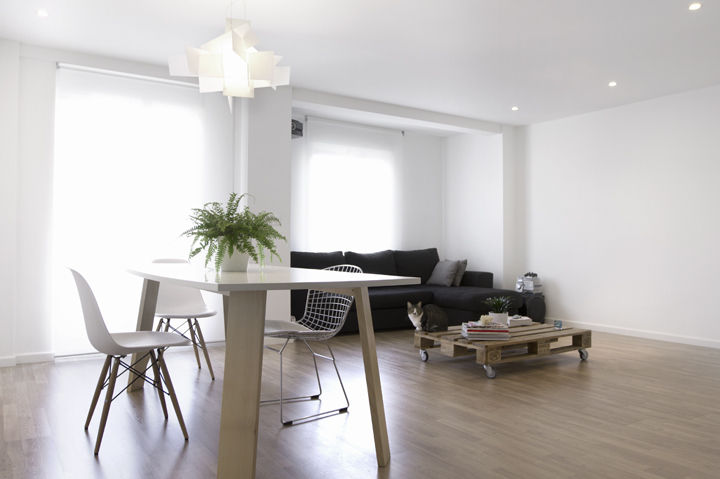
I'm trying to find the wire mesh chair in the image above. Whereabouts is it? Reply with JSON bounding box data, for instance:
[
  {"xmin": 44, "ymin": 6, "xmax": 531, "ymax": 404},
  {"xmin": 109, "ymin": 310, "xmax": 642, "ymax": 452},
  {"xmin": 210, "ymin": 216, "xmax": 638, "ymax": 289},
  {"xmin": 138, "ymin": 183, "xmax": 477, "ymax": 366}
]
[{"xmin": 262, "ymin": 264, "xmax": 362, "ymax": 425}]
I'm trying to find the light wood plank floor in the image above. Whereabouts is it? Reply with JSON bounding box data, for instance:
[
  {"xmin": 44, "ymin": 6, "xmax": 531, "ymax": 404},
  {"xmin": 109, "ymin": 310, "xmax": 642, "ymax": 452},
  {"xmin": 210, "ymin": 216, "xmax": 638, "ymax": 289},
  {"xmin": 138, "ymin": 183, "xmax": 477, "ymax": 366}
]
[{"xmin": 1, "ymin": 330, "xmax": 719, "ymax": 478}]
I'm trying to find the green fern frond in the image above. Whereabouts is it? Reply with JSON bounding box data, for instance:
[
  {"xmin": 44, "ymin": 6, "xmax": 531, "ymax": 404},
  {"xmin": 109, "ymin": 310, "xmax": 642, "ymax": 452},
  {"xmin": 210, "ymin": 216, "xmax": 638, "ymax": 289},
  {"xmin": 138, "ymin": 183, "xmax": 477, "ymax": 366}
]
[{"xmin": 182, "ymin": 192, "xmax": 286, "ymax": 269}]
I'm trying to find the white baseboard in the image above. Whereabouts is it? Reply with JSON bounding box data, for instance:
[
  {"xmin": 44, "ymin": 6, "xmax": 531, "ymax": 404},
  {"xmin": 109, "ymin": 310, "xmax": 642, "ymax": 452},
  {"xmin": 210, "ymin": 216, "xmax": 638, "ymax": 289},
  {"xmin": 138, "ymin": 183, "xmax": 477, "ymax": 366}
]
[
  {"xmin": 1, "ymin": 351, "xmax": 56, "ymax": 367},
  {"xmin": 0, "ymin": 356, "xmax": 16, "ymax": 368},
  {"xmin": 16, "ymin": 352, "xmax": 55, "ymax": 364},
  {"xmin": 551, "ymin": 317, "xmax": 720, "ymax": 349}
]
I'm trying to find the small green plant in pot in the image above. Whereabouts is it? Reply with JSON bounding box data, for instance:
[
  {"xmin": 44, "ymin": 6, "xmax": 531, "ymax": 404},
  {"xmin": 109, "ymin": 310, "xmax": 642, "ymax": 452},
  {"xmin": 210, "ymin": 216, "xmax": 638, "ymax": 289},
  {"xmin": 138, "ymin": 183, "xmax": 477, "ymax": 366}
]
[
  {"xmin": 182, "ymin": 192, "xmax": 286, "ymax": 272},
  {"xmin": 484, "ymin": 296, "xmax": 512, "ymax": 325}
]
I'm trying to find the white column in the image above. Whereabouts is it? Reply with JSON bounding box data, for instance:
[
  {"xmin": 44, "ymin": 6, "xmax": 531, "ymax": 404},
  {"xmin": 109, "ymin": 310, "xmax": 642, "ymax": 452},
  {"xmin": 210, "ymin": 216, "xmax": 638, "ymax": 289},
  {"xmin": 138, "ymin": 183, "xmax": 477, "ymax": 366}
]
[{"xmin": 234, "ymin": 87, "xmax": 292, "ymax": 321}]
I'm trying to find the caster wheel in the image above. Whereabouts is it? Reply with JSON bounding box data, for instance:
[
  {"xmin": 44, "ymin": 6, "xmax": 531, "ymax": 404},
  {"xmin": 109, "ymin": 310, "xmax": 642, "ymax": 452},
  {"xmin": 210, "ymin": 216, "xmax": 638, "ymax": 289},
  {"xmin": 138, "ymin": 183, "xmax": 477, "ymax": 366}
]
[
  {"xmin": 484, "ymin": 365, "xmax": 496, "ymax": 379},
  {"xmin": 579, "ymin": 348, "xmax": 589, "ymax": 361},
  {"xmin": 420, "ymin": 350, "xmax": 429, "ymax": 362}
]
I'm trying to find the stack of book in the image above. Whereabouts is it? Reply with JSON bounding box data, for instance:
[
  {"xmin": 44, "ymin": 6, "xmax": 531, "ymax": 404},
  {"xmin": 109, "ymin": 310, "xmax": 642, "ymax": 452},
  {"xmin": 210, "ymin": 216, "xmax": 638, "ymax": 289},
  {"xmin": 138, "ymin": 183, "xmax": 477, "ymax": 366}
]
[{"xmin": 461, "ymin": 321, "xmax": 510, "ymax": 340}]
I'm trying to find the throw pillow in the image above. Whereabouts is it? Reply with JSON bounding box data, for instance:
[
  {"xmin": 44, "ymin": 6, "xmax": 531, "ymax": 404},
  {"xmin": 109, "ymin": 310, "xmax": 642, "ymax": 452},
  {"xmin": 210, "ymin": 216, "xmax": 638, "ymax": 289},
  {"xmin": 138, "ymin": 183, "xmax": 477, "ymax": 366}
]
[
  {"xmin": 452, "ymin": 259, "xmax": 467, "ymax": 287},
  {"xmin": 427, "ymin": 260, "xmax": 460, "ymax": 287}
]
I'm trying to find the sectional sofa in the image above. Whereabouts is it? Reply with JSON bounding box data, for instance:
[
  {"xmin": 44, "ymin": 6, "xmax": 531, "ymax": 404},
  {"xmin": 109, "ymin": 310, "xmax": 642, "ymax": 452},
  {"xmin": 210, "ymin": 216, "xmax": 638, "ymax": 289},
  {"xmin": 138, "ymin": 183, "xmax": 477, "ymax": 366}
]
[{"xmin": 290, "ymin": 248, "xmax": 544, "ymax": 334}]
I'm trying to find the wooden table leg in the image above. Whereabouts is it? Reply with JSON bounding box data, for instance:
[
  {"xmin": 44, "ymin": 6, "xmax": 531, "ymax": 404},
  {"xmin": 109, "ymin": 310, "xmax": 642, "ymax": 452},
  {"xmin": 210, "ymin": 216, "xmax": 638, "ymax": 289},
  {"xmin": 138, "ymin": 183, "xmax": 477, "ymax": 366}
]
[
  {"xmin": 217, "ymin": 290, "xmax": 267, "ymax": 479},
  {"xmin": 352, "ymin": 286, "xmax": 391, "ymax": 467},
  {"xmin": 128, "ymin": 278, "xmax": 159, "ymax": 391}
]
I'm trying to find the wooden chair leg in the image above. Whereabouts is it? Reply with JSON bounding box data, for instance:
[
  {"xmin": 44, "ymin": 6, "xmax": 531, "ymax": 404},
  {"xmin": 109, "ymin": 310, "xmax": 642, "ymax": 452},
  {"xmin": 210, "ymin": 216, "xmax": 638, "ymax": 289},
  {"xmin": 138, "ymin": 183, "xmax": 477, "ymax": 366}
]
[
  {"xmin": 188, "ymin": 319, "xmax": 202, "ymax": 369},
  {"xmin": 149, "ymin": 350, "xmax": 168, "ymax": 419},
  {"xmin": 164, "ymin": 319, "xmax": 171, "ymax": 332},
  {"xmin": 95, "ymin": 356, "xmax": 121, "ymax": 455},
  {"xmin": 157, "ymin": 349, "xmax": 189, "ymax": 440},
  {"xmin": 155, "ymin": 318, "xmax": 164, "ymax": 332},
  {"xmin": 85, "ymin": 355, "xmax": 112, "ymax": 430},
  {"xmin": 193, "ymin": 320, "xmax": 215, "ymax": 380}
]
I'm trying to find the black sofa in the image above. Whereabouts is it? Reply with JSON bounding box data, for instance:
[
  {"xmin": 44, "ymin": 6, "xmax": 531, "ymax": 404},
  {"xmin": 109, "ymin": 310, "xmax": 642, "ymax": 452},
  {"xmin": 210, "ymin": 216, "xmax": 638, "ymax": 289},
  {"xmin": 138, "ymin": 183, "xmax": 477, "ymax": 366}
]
[{"xmin": 290, "ymin": 248, "xmax": 544, "ymax": 334}]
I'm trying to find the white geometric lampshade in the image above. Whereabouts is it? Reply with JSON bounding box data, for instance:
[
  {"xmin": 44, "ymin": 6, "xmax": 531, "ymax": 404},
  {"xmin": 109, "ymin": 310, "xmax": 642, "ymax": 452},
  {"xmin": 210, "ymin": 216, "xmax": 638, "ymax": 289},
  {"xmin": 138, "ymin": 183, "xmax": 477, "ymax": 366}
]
[{"xmin": 168, "ymin": 18, "xmax": 290, "ymax": 98}]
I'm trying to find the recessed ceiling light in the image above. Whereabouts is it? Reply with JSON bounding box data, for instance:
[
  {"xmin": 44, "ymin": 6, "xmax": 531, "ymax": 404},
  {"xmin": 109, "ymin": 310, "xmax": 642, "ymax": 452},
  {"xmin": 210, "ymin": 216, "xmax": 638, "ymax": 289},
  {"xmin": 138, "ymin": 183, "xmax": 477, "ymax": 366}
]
[
  {"xmin": 608, "ymin": 81, "xmax": 617, "ymax": 87},
  {"xmin": 511, "ymin": 106, "xmax": 519, "ymax": 111},
  {"xmin": 689, "ymin": 2, "xmax": 702, "ymax": 11},
  {"xmin": 36, "ymin": 8, "xmax": 48, "ymax": 17}
]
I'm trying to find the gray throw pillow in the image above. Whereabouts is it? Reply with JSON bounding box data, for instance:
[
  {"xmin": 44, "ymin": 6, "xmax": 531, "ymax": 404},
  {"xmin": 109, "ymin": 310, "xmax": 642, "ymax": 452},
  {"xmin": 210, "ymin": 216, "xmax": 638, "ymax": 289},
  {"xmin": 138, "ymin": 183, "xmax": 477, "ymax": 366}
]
[
  {"xmin": 427, "ymin": 260, "xmax": 460, "ymax": 287},
  {"xmin": 452, "ymin": 259, "xmax": 467, "ymax": 286}
]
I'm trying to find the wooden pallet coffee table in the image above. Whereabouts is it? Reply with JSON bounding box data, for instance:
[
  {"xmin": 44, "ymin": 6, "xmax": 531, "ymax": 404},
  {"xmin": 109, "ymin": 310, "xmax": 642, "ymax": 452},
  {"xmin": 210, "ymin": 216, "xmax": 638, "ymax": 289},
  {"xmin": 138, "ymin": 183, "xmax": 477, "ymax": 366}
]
[{"xmin": 414, "ymin": 323, "xmax": 591, "ymax": 378}]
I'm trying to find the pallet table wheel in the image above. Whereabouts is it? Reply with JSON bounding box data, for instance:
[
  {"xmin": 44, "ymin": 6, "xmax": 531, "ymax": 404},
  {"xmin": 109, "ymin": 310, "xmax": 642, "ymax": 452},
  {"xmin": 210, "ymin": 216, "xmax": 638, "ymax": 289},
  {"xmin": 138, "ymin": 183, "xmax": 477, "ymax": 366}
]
[
  {"xmin": 579, "ymin": 348, "xmax": 589, "ymax": 360},
  {"xmin": 483, "ymin": 365, "xmax": 496, "ymax": 379},
  {"xmin": 419, "ymin": 349, "xmax": 429, "ymax": 362}
]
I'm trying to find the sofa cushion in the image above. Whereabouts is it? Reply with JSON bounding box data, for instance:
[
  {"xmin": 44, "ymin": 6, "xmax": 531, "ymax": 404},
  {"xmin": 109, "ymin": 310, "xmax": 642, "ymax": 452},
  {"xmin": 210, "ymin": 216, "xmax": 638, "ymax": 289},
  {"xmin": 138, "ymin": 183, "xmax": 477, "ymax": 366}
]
[
  {"xmin": 427, "ymin": 260, "xmax": 459, "ymax": 287},
  {"xmin": 345, "ymin": 250, "xmax": 397, "ymax": 275},
  {"xmin": 452, "ymin": 259, "xmax": 467, "ymax": 286},
  {"xmin": 367, "ymin": 285, "xmax": 437, "ymax": 309},
  {"xmin": 393, "ymin": 248, "xmax": 439, "ymax": 283},
  {"xmin": 291, "ymin": 251, "xmax": 346, "ymax": 270},
  {"xmin": 432, "ymin": 287, "xmax": 523, "ymax": 313}
]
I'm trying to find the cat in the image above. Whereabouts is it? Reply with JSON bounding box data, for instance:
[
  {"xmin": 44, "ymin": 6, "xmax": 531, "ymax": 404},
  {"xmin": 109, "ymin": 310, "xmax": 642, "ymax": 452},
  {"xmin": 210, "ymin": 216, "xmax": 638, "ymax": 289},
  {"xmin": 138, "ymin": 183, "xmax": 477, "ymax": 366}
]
[{"xmin": 407, "ymin": 301, "xmax": 448, "ymax": 332}]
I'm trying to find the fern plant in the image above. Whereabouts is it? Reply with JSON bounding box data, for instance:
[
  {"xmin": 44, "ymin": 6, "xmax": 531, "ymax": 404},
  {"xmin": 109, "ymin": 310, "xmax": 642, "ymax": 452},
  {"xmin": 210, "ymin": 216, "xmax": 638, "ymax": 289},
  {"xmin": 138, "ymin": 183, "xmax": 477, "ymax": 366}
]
[
  {"xmin": 182, "ymin": 192, "xmax": 286, "ymax": 271},
  {"xmin": 484, "ymin": 296, "xmax": 512, "ymax": 313}
]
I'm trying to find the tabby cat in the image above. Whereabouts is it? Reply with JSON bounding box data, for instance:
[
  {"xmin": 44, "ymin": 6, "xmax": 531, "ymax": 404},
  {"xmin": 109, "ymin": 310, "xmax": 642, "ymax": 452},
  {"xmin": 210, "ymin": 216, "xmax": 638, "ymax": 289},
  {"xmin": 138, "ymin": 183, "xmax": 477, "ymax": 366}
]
[{"xmin": 407, "ymin": 301, "xmax": 448, "ymax": 332}]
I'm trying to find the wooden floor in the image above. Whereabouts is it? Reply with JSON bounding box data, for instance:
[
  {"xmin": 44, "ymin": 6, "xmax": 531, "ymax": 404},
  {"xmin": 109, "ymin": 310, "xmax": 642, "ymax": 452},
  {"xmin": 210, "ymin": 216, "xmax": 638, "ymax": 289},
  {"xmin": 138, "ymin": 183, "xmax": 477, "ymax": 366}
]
[{"xmin": 1, "ymin": 330, "xmax": 719, "ymax": 478}]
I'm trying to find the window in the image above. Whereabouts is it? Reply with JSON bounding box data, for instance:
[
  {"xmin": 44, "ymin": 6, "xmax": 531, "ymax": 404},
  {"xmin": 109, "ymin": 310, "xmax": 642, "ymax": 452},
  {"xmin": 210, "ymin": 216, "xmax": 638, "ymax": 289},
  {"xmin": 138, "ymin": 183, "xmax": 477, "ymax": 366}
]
[
  {"xmin": 52, "ymin": 66, "xmax": 230, "ymax": 355},
  {"xmin": 291, "ymin": 117, "xmax": 402, "ymax": 252}
]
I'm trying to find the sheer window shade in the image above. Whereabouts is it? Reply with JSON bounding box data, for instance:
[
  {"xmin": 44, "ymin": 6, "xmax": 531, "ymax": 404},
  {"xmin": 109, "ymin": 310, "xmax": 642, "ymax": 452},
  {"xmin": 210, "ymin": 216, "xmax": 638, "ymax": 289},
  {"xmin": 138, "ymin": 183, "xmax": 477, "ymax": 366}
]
[
  {"xmin": 291, "ymin": 117, "xmax": 402, "ymax": 253},
  {"xmin": 52, "ymin": 67, "xmax": 231, "ymax": 355}
]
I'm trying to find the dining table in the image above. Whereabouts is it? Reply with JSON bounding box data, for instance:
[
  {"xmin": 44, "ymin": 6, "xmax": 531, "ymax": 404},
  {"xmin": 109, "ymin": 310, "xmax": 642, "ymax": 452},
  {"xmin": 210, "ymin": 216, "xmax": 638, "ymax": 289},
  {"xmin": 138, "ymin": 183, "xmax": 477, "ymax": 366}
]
[{"xmin": 127, "ymin": 262, "xmax": 419, "ymax": 479}]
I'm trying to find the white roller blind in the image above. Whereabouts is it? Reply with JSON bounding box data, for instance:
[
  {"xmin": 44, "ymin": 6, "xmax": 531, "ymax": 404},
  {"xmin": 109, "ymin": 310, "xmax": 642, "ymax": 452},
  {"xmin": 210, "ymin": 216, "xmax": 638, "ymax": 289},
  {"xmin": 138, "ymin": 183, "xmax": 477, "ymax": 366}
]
[
  {"xmin": 52, "ymin": 67, "xmax": 231, "ymax": 355},
  {"xmin": 291, "ymin": 117, "xmax": 403, "ymax": 253}
]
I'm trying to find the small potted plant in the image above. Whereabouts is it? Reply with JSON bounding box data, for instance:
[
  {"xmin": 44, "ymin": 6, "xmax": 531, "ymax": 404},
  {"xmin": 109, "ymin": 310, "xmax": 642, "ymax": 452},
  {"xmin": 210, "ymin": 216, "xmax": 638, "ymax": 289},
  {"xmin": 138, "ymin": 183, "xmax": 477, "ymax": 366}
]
[
  {"xmin": 484, "ymin": 296, "xmax": 512, "ymax": 325},
  {"xmin": 183, "ymin": 192, "xmax": 286, "ymax": 272}
]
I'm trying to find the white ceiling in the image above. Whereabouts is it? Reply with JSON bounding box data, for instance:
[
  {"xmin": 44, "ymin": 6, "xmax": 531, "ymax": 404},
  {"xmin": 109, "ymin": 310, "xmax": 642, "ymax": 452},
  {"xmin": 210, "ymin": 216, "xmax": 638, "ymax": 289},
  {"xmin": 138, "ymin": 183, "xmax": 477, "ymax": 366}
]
[{"xmin": 1, "ymin": 0, "xmax": 719, "ymax": 125}]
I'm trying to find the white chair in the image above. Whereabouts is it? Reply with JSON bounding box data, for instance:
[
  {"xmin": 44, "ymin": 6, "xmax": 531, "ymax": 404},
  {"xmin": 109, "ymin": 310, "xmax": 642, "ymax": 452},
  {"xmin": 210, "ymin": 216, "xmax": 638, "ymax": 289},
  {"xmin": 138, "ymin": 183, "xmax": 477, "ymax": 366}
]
[
  {"xmin": 262, "ymin": 264, "xmax": 361, "ymax": 426},
  {"xmin": 69, "ymin": 269, "xmax": 190, "ymax": 454},
  {"xmin": 152, "ymin": 258, "xmax": 217, "ymax": 380}
]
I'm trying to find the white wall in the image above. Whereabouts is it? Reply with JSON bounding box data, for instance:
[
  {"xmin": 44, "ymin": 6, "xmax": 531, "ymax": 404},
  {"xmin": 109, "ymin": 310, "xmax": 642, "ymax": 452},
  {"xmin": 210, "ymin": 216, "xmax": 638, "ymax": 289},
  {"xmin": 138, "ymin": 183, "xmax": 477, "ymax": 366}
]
[
  {"xmin": 518, "ymin": 84, "xmax": 720, "ymax": 347},
  {"xmin": 501, "ymin": 126, "xmax": 524, "ymax": 289},
  {"xmin": 239, "ymin": 87, "xmax": 293, "ymax": 321},
  {"xmin": 0, "ymin": 39, "xmax": 19, "ymax": 365},
  {"xmin": 443, "ymin": 133, "xmax": 504, "ymax": 285},
  {"xmin": 399, "ymin": 132, "xmax": 444, "ymax": 251},
  {"xmin": 15, "ymin": 57, "xmax": 56, "ymax": 362}
]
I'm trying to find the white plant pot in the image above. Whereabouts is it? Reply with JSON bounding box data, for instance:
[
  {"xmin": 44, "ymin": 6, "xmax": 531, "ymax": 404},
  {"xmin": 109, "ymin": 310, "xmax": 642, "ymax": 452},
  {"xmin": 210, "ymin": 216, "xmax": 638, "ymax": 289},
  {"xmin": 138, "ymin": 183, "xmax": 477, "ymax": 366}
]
[
  {"xmin": 220, "ymin": 250, "xmax": 250, "ymax": 272},
  {"xmin": 489, "ymin": 312, "xmax": 509, "ymax": 325}
]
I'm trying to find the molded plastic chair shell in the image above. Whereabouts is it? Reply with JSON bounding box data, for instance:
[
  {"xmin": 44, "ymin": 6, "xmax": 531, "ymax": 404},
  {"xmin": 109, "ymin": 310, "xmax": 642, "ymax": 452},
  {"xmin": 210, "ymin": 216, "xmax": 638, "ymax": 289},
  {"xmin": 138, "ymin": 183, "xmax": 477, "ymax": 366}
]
[
  {"xmin": 152, "ymin": 258, "xmax": 216, "ymax": 318},
  {"xmin": 70, "ymin": 269, "xmax": 189, "ymax": 355}
]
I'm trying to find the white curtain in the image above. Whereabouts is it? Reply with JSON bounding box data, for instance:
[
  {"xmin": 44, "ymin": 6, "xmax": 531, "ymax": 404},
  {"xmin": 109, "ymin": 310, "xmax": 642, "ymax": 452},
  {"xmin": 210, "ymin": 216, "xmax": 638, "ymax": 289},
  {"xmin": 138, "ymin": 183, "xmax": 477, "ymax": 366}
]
[
  {"xmin": 53, "ymin": 67, "xmax": 232, "ymax": 355},
  {"xmin": 291, "ymin": 117, "xmax": 403, "ymax": 253}
]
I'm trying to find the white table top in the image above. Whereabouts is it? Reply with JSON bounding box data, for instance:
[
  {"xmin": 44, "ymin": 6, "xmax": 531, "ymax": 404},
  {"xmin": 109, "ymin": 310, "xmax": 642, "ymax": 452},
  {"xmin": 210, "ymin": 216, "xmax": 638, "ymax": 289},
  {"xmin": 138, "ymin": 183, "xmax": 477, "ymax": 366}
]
[{"xmin": 128, "ymin": 263, "xmax": 420, "ymax": 292}]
